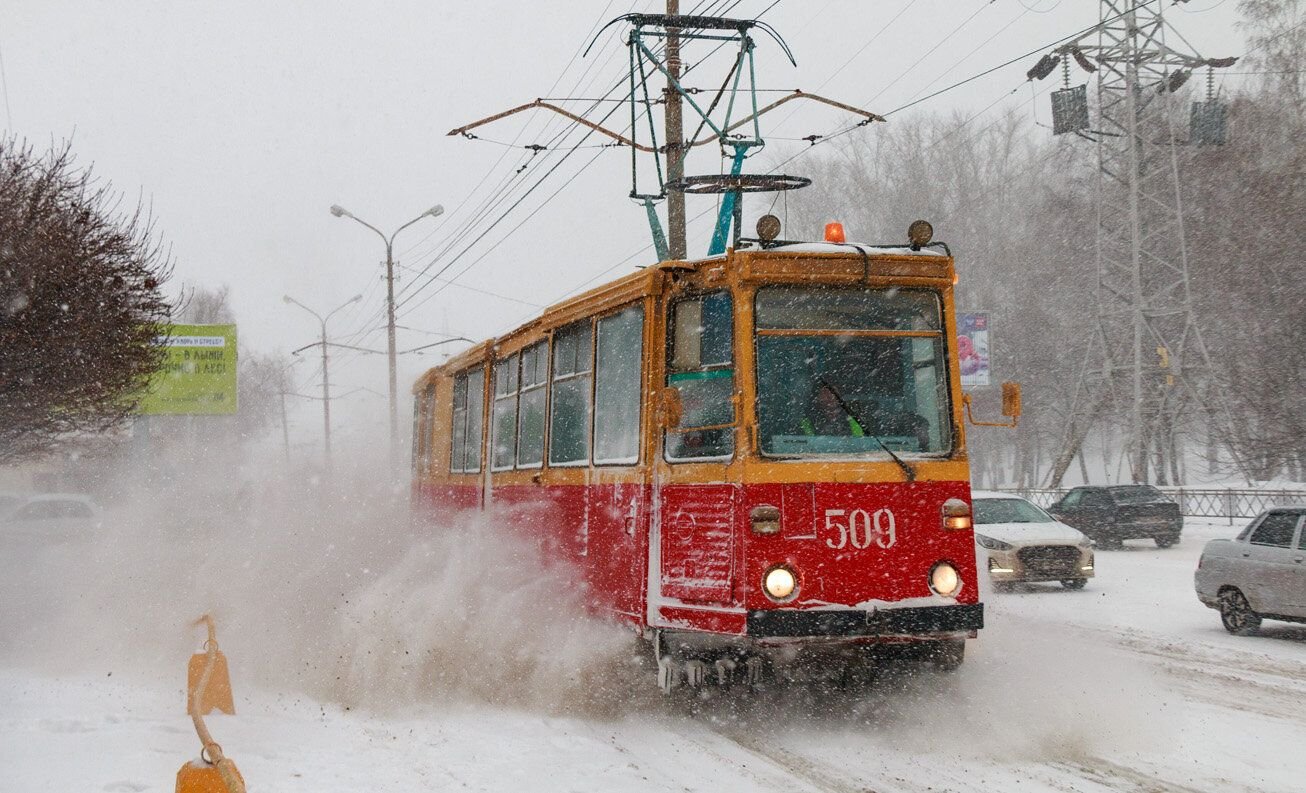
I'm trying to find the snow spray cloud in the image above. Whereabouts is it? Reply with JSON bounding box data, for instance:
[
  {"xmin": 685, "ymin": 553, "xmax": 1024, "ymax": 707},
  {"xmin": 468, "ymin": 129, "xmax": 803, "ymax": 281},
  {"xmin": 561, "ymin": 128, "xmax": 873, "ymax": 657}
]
[
  {"xmin": 0, "ymin": 444, "xmax": 632, "ymax": 715},
  {"xmin": 326, "ymin": 505, "xmax": 635, "ymax": 714},
  {"xmin": 0, "ymin": 445, "xmax": 415, "ymax": 681}
]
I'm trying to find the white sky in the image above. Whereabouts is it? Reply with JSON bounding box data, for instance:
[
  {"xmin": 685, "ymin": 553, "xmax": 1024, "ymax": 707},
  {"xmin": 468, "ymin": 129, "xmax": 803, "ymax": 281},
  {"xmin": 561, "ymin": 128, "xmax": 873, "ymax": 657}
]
[{"xmin": 3, "ymin": 0, "xmax": 1246, "ymax": 448}]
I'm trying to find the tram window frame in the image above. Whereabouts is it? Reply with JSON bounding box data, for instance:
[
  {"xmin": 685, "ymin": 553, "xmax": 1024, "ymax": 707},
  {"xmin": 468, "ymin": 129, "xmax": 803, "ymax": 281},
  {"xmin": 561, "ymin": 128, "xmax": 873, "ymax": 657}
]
[
  {"xmin": 516, "ymin": 340, "xmax": 549, "ymax": 469},
  {"xmin": 491, "ymin": 353, "xmax": 520, "ymax": 472},
  {"xmin": 592, "ymin": 303, "xmax": 645, "ymax": 466},
  {"xmin": 548, "ymin": 320, "xmax": 594, "ymax": 467},
  {"xmin": 449, "ymin": 366, "xmax": 484, "ymax": 474},
  {"xmin": 664, "ymin": 290, "xmax": 735, "ymax": 463},
  {"xmin": 751, "ymin": 286, "xmax": 953, "ymax": 459}
]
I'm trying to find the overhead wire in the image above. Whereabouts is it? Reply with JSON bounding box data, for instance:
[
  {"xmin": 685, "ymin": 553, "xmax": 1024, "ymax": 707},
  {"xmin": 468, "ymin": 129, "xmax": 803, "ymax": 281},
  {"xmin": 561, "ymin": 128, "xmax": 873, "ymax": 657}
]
[
  {"xmin": 396, "ymin": 0, "xmax": 626, "ymax": 261},
  {"xmin": 327, "ymin": 0, "xmax": 736, "ymax": 377},
  {"xmin": 322, "ymin": 1, "xmax": 657, "ymax": 377},
  {"xmin": 388, "ymin": 0, "xmax": 710, "ymax": 305},
  {"xmin": 392, "ymin": 0, "xmax": 754, "ymax": 320},
  {"xmin": 533, "ymin": 1, "xmax": 1124, "ymax": 312},
  {"xmin": 330, "ymin": 0, "xmax": 652, "ymax": 353}
]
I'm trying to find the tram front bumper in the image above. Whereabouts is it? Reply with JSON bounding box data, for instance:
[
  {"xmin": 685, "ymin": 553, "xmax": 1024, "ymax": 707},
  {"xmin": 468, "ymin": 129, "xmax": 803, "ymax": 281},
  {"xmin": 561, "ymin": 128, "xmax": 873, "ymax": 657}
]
[{"xmin": 745, "ymin": 603, "xmax": 984, "ymax": 639}]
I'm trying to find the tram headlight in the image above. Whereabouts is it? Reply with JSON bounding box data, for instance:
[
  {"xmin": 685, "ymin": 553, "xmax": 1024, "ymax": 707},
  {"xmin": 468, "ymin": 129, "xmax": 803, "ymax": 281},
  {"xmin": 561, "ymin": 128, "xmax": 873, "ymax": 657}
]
[
  {"xmin": 763, "ymin": 565, "xmax": 798, "ymax": 602},
  {"xmin": 930, "ymin": 562, "xmax": 962, "ymax": 597}
]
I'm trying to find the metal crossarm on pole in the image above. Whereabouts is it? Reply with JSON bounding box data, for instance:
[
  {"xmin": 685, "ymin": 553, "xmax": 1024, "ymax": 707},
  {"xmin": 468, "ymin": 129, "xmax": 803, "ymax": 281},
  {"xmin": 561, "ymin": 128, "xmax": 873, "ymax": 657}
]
[
  {"xmin": 1036, "ymin": 1, "xmax": 1242, "ymax": 487},
  {"xmin": 446, "ymin": 7, "xmax": 881, "ymax": 262}
]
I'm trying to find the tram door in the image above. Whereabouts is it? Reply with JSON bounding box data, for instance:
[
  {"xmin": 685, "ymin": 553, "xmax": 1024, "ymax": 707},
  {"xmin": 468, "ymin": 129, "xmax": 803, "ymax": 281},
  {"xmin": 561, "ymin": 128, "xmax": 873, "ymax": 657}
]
[{"xmin": 652, "ymin": 291, "xmax": 741, "ymax": 608}]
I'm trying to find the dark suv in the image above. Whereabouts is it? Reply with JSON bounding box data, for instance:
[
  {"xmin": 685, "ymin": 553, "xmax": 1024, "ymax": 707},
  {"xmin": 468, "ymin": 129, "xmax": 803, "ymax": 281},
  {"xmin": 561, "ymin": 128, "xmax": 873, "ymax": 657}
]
[{"xmin": 1048, "ymin": 485, "xmax": 1183, "ymax": 549}]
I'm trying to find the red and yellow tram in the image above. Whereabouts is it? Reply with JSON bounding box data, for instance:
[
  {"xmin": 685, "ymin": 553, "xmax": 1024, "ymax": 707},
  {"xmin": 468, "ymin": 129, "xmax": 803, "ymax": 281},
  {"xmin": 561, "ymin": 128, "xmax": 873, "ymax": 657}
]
[{"xmin": 411, "ymin": 222, "xmax": 1018, "ymax": 690}]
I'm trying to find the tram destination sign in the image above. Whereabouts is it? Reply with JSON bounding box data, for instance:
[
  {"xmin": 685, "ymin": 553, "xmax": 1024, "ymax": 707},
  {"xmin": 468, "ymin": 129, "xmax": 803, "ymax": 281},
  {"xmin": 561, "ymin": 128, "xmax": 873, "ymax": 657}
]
[{"xmin": 138, "ymin": 323, "xmax": 238, "ymax": 415}]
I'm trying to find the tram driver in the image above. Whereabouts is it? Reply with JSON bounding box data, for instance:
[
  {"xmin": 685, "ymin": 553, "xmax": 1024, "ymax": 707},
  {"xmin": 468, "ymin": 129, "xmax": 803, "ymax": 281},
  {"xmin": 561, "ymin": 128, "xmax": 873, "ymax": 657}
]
[
  {"xmin": 799, "ymin": 380, "xmax": 930, "ymax": 451},
  {"xmin": 801, "ymin": 382, "xmax": 868, "ymax": 437}
]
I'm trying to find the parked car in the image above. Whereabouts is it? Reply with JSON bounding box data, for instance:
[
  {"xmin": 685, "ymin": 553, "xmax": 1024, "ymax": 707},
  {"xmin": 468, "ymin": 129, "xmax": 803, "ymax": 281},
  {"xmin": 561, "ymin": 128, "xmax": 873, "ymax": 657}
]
[
  {"xmin": 0, "ymin": 493, "xmax": 103, "ymax": 543},
  {"xmin": 1048, "ymin": 484, "xmax": 1182, "ymax": 549},
  {"xmin": 1195, "ymin": 508, "xmax": 1306, "ymax": 635},
  {"xmin": 972, "ymin": 491, "xmax": 1095, "ymax": 590}
]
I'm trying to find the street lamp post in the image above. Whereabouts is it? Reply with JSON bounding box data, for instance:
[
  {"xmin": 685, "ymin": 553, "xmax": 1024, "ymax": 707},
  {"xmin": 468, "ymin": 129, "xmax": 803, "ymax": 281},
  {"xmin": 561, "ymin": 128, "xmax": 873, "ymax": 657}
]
[
  {"xmin": 330, "ymin": 203, "xmax": 444, "ymax": 466},
  {"xmin": 283, "ymin": 293, "xmax": 362, "ymax": 468}
]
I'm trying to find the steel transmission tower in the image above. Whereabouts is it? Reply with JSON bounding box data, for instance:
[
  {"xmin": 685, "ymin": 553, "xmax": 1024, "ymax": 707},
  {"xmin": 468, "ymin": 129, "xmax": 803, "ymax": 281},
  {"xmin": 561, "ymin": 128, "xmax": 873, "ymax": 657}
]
[{"xmin": 1043, "ymin": 0, "xmax": 1236, "ymax": 486}]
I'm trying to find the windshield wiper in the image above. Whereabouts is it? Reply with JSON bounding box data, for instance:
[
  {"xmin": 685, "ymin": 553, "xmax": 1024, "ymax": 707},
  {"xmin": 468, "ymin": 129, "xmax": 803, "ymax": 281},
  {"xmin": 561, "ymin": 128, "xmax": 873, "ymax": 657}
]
[{"xmin": 818, "ymin": 377, "xmax": 916, "ymax": 482}]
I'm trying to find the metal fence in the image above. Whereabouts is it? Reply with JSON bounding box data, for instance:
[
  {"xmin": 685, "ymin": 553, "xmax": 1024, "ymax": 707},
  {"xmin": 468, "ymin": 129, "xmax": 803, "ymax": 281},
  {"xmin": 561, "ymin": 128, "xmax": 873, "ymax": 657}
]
[{"xmin": 998, "ymin": 487, "xmax": 1306, "ymax": 522}]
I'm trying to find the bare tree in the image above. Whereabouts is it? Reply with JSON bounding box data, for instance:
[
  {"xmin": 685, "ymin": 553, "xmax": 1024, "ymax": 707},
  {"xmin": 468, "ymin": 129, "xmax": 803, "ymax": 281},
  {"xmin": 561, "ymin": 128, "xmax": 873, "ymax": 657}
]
[{"xmin": 0, "ymin": 139, "xmax": 172, "ymax": 464}]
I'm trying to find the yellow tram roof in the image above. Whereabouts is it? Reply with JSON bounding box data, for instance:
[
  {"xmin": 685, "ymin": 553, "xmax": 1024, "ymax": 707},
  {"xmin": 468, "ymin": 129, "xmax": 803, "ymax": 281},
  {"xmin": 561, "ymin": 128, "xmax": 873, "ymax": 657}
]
[{"xmin": 414, "ymin": 243, "xmax": 953, "ymax": 390}]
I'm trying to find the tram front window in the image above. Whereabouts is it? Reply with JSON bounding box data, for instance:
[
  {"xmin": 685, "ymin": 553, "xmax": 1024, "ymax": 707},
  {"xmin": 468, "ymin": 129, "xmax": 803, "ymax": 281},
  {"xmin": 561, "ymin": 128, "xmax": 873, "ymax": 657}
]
[{"xmin": 754, "ymin": 286, "xmax": 952, "ymax": 458}]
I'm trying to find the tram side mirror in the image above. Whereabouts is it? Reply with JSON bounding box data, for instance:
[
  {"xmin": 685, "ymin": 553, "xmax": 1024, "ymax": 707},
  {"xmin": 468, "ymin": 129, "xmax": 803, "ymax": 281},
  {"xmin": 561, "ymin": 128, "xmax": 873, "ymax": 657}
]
[
  {"xmin": 1001, "ymin": 381, "xmax": 1022, "ymax": 418},
  {"xmin": 963, "ymin": 381, "xmax": 1021, "ymax": 429},
  {"xmin": 658, "ymin": 386, "xmax": 684, "ymax": 429}
]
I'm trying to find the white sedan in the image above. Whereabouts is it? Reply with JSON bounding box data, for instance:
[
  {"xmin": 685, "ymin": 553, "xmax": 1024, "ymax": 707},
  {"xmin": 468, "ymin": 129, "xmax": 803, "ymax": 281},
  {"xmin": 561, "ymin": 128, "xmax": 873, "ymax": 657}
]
[{"xmin": 972, "ymin": 491, "xmax": 1095, "ymax": 590}]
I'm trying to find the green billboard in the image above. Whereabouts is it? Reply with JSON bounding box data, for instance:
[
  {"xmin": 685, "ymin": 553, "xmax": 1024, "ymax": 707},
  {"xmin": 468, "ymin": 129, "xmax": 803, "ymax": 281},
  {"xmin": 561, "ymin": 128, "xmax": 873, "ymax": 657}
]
[{"xmin": 139, "ymin": 324, "xmax": 238, "ymax": 415}]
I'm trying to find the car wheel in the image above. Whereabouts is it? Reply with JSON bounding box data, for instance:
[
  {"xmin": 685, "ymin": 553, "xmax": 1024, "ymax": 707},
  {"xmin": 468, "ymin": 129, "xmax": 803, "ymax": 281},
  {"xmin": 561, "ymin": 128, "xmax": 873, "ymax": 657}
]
[
  {"xmin": 1060, "ymin": 578, "xmax": 1088, "ymax": 590},
  {"xmin": 927, "ymin": 639, "xmax": 965, "ymax": 672},
  {"xmin": 1218, "ymin": 589, "xmax": 1261, "ymax": 636},
  {"xmin": 1154, "ymin": 534, "xmax": 1179, "ymax": 549}
]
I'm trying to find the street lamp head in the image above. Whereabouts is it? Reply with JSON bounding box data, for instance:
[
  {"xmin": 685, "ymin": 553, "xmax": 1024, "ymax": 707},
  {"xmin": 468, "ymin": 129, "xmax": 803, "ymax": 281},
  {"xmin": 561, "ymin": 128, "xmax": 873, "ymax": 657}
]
[
  {"xmin": 282, "ymin": 295, "xmax": 293, "ymax": 304},
  {"xmin": 329, "ymin": 204, "xmax": 351, "ymax": 218},
  {"xmin": 349, "ymin": 294, "xmax": 363, "ymax": 304},
  {"xmin": 425, "ymin": 204, "xmax": 445, "ymax": 219}
]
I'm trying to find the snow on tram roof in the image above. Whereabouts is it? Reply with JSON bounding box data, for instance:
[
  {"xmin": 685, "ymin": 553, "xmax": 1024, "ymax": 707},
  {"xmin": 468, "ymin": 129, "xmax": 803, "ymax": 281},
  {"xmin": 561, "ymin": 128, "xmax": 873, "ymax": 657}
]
[{"xmin": 762, "ymin": 242, "xmax": 947, "ymax": 256}]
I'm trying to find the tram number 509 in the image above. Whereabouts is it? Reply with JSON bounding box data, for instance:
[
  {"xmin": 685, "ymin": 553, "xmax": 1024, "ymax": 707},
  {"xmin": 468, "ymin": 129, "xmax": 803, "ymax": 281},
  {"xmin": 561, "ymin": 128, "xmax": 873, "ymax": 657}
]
[{"xmin": 824, "ymin": 508, "xmax": 896, "ymax": 550}]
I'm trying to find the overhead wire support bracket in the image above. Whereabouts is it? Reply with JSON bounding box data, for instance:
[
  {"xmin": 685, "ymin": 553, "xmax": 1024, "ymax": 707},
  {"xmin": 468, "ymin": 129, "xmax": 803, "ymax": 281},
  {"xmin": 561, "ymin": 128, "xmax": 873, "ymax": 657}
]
[{"xmin": 446, "ymin": 13, "xmax": 883, "ymax": 264}]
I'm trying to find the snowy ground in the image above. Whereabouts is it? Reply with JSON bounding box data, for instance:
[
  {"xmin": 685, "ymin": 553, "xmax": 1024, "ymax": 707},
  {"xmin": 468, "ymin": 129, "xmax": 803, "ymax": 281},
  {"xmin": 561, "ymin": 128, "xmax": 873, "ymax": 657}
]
[{"xmin": 2, "ymin": 517, "xmax": 1303, "ymax": 793}]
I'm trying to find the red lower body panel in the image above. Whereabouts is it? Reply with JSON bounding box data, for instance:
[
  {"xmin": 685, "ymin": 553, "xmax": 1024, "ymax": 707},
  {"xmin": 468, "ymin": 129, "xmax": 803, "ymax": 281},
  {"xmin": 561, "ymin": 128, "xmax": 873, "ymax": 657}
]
[{"xmin": 415, "ymin": 477, "xmax": 979, "ymax": 641}]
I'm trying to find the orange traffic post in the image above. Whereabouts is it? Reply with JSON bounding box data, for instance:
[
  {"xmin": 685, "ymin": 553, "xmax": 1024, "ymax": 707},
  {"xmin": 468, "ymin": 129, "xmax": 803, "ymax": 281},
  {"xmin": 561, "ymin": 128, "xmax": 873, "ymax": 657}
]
[
  {"xmin": 186, "ymin": 615, "xmax": 234, "ymax": 715},
  {"xmin": 177, "ymin": 615, "xmax": 245, "ymax": 793}
]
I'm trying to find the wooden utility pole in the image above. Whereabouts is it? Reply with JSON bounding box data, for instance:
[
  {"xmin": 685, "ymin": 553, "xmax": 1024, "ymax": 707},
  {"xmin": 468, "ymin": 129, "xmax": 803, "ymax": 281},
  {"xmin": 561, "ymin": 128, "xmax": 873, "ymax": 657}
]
[{"xmin": 665, "ymin": 0, "xmax": 686, "ymax": 260}]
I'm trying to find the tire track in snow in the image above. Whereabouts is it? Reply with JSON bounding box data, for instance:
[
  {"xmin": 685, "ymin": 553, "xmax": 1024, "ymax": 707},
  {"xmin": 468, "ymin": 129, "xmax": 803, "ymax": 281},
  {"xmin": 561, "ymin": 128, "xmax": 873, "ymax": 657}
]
[
  {"xmin": 701, "ymin": 725, "xmax": 892, "ymax": 793},
  {"xmin": 1081, "ymin": 626, "xmax": 1306, "ymax": 722},
  {"xmin": 570, "ymin": 716, "xmax": 831, "ymax": 793},
  {"xmin": 1051, "ymin": 759, "xmax": 1260, "ymax": 793}
]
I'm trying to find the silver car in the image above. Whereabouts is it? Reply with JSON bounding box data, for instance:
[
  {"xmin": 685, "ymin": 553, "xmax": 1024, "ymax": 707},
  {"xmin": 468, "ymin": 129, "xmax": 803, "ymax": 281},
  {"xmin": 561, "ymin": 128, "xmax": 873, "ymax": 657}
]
[
  {"xmin": 1195, "ymin": 508, "xmax": 1306, "ymax": 634},
  {"xmin": 0, "ymin": 493, "xmax": 103, "ymax": 543}
]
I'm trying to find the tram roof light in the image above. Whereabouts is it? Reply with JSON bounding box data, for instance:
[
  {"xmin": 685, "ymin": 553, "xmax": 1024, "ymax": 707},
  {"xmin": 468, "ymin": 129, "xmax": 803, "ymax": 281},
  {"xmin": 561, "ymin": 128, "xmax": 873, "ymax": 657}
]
[
  {"xmin": 757, "ymin": 214, "xmax": 782, "ymax": 242},
  {"xmin": 824, "ymin": 222, "xmax": 846, "ymax": 243},
  {"xmin": 908, "ymin": 219, "xmax": 933, "ymax": 249}
]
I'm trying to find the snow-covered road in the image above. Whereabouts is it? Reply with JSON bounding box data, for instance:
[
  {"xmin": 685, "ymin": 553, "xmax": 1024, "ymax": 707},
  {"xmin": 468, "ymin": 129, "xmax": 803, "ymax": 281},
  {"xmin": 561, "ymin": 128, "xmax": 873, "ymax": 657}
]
[{"xmin": 3, "ymin": 519, "xmax": 1303, "ymax": 793}]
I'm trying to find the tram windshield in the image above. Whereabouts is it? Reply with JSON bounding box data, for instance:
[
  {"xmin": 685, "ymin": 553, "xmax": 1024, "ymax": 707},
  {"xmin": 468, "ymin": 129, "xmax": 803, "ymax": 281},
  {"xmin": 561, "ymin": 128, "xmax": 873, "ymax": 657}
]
[{"xmin": 754, "ymin": 286, "xmax": 952, "ymax": 458}]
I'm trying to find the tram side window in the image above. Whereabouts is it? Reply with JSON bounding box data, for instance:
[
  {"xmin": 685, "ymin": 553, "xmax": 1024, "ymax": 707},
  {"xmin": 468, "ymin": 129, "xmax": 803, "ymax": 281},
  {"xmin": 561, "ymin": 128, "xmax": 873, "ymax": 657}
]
[
  {"xmin": 549, "ymin": 321, "xmax": 593, "ymax": 466},
  {"xmin": 491, "ymin": 354, "xmax": 519, "ymax": 471},
  {"xmin": 450, "ymin": 367, "xmax": 484, "ymax": 473},
  {"xmin": 666, "ymin": 291, "xmax": 734, "ymax": 461},
  {"xmin": 594, "ymin": 304, "xmax": 644, "ymax": 465},
  {"xmin": 413, "ymin": 383, "xmax": 436, "ymax": 475},
  {"xmin": 517, "ymin": 341, "xmax": 548, "ymax": 468}
]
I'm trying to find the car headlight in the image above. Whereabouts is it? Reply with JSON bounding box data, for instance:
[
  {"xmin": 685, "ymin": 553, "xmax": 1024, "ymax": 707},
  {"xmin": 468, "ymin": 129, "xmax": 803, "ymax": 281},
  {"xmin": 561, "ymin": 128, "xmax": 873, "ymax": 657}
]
[
  {"xmin": 763, "ymin": 565, "xmax": 798, "ymax": 602},
  {"xmin": 930, "ymin": 561, "xmax": 962, "ymax": 597},
  {"xmin": 975, "ymin": 534, "xmax": 1013, "ymax": 551}
]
